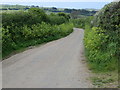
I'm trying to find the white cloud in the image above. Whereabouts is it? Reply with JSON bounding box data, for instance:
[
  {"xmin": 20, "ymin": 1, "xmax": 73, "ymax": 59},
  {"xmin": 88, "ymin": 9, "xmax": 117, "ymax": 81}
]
[{"xmin": 0, "ymin": 0, "xmax": 114, "ymax": 3}]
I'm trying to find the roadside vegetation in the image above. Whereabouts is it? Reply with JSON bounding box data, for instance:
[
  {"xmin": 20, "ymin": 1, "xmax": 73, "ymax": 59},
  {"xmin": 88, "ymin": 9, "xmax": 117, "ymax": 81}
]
[
  {"xmin": 83, "ymin": 2, "xmax": 119, "ymax": 88},
  {"xmin": 71, "ymin": 2, "xmax": 119, "ymax": 88},
  {"xmin": 2, "ymin": 8, "xmax": 73, "ymax": 58},
  {"xmin": 1, "ymin": 4, "xmax": 97, "ymax": 59},
  {"xmin": 84, "ymin": 2, "xmax": 119, "ymax": 72},
  {"xmin": 1, "ymin": 2, "xmax": 119, "ymax": 88}
]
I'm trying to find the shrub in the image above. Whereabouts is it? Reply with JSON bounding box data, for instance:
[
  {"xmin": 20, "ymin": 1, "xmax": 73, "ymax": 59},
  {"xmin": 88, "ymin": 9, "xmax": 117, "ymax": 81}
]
[
  {"xmin": 84, "ymin": 27, "xmax": 118, "ymax": 71},
  {"xmin": 84, "ymin": 2, "xmax": 119, "ymax": 72},
  {"xmin": 2, "ymin": 22, "xmax": 73, "ymax": 58},
  {"xmin": 48, "ymin": 13, "xmax": 68, "ymax": 25},
  {"xmin": 93, "ymin": 2, "xmax": 120, "ymax": 32},
  {"xmin": 2, "ymin": 8, "xmax": 49, "ymax": 28},
  {"xmin": 2, "ymin": 8, "xmax": 73, "ymax": 58},
  {"xmin": 57, "ymin": 12, "xmax": 70, "ymax": 20},
  {"xmin": 70, "ymin": 16, "xmax": 93, "ymax": 28}
]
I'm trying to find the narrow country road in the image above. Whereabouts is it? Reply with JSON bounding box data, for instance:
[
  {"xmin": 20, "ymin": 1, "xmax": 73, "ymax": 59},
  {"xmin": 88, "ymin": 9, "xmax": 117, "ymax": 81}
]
[{"xmin": 2, "ymin": 28, "xmax": 93, "ymax": 88}]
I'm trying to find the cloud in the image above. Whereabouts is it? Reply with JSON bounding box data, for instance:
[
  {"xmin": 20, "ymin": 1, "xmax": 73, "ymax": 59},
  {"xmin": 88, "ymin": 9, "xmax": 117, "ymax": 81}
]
[{"xmin": 1, "ymin": 0, "xmax": 114, "ymax": 3}]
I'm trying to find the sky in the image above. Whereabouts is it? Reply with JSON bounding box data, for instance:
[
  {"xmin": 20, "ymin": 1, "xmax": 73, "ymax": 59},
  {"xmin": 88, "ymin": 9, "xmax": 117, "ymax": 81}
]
[{"xmin": 0, "ymin": 0, "xmax": 115, "ymax": 9}]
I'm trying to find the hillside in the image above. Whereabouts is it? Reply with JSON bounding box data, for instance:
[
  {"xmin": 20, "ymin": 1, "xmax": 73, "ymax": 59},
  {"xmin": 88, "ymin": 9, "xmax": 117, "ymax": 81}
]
[{"xmin": 0, "ymin": 4, "xmax": 98, "ymax": 18}]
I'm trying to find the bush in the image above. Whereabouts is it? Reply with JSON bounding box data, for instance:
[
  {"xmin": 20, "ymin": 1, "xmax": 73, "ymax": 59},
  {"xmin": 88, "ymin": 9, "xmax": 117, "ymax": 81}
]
[
  {"xmin": 2, "ymin": 22, "xmax": 73, "ymax": 58},
  {"xmin": 84, "ymin": 27, "xmax": 118, "ymax": 71},
  {"xmin": 2, "ymin": 8, "xmax": 49, "ymax": 28},
  {"xmin": 70, "ymin": 16, "xmax": 93, "ymax": 28},
  {"xmin": 57, "ymin": 12, "xmax": 70, "ymax": 20},
  {"xmin": 2, "ymin": 8, "xmax": 73, "ymax": 58},
  {"xmin": 93, "ymin": 2, "xmax": 120, "ymax": 31},
  {"xmin": 84, "ymin": 2, "xmax": 119, "ymax": 72},
  {"xmin": 48, "ymin": 13, "xmax": 68, "ymax": 25}
]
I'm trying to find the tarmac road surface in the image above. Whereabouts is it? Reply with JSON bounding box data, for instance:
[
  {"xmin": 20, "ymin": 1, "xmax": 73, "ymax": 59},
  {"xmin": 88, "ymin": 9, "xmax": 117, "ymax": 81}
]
[{"xmin": 2, "ymin": 28, "xmax": 92, "ymax": 88}]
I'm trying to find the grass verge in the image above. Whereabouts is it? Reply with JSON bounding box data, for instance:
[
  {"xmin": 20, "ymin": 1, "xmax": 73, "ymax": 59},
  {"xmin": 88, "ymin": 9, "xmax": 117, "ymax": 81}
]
[{"xmin": 90, "ymin": 71, "xmax": 118, "ymax": 88}]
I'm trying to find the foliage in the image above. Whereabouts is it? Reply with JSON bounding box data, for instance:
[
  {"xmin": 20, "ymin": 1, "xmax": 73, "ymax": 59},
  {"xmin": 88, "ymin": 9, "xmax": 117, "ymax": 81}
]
[
  {"xmin": 0, "ymin": 4, "xmax": 30, "ymax": 10},
  {"xmin": 57, "ymin": 12, "xmax": 70, "ymax": 20},
  {"xmin": 84, "ymin": 27, "xmax": 118, "ymax": 71},
  {"xmin": 2, "ymin": 8, "xmax": 73, "ymax": 58},
  {"xmin": 48, "ymin": 13, "xmax": 68, "ymax": 25},
  {"xmin": 2, "ymin": 22, "xmax": 73, "ymax": 58},
  {"xmin": 93, "ymin": 2, "xmax": 120, "ymax": 31},
  {"xmin": 70, "ymin": 9, "xmax": 97, "ymax": 19},
  {"xmin": 84, "ymin": 2, "xmax": 119, "ymax": 72},
  {"xmin": 2, "ymin": 8, "xmax": 48, "ymax": 28},
  {"xmin": 71, "ymin": 16, "xmax": 93, "ymax": 28},
  {"xmin": 70, "ymin": 18, "xmax": 86, "ymax": 28},
  {"xmin": 28, "ymin": 8, "xmax": 49, "ymax": 23}
]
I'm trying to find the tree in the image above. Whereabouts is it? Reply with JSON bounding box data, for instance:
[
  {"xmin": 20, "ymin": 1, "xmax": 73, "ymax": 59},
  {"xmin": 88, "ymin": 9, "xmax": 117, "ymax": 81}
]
[
  {"xmin": 57, "ymin": 12, "xmax": 70, "ymax": 20},
  {"xmin": 28, "ymin": 8, "xmax": 48, "ymax": 22},
  {"xmin": 52, "ymin": 7, "xmax": 57, "ymax": 10}
]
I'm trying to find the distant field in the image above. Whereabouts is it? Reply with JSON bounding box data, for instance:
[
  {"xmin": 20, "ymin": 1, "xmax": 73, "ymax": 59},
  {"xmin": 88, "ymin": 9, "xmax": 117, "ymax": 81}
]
[
  {"xmin": 0, "ymin": 10, "xmax": 23, "ymax": 14},
  {"xmin": 0, "ymin": 4, "xmax": 97, "ymax": 17}
]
